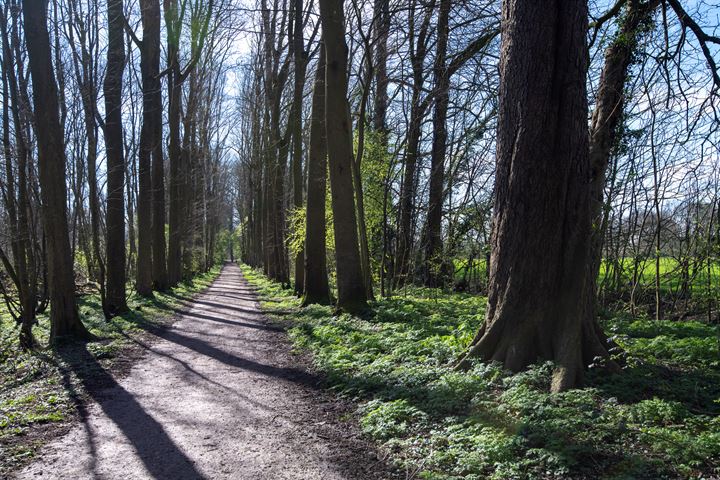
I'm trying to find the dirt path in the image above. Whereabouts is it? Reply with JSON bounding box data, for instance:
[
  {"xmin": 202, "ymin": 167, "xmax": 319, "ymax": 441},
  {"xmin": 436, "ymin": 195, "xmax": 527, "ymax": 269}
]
[{"xmin": 14, "ymin": 264, "xmax": 395, "ymax": 480}]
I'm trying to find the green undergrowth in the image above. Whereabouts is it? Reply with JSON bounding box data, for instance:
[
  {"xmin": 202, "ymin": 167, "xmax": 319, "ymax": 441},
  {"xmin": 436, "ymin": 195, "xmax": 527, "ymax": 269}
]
[
  {"xmin": 241, "ymin": 264, "xmax": 720, "ymax": 479},
  {"xmin": 0, "ymin": 267, "xmax": 220, "ymax": 474}
]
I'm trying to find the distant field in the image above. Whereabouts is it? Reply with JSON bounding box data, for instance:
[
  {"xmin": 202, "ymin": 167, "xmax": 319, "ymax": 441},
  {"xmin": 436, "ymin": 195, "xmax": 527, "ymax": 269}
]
[{"xmin": 453, "ymin": 257, "xmax": 720, "ymax": 297}]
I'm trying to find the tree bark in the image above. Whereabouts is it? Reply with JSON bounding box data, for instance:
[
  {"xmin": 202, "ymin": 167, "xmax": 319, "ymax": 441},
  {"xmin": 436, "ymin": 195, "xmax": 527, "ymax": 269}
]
[
  {"xmin": 136, "ymin": 0, "xmax": 161, "ymax": 295},
  {"xmin": 166, "ymin": 20, "xmax": 183, "ymax": 286},
  {"xmin": 424, "ymin": 0, "xmax": 451, "ymax": 288},
  {"xmin": 103, "ymin": 0, "xmax": 129, "ymax": 316},
  {"xmin": 319, "ymin": 0, "xmax": 368, "ymax": 314},
  {"xmin": 456, "ymin": 0, "xmax": 607, "ymax": 392},
  {"xmin": 291, "ymin": 0, "xmax": 306, "ymax": 295},
  {"xmin": 22, "ymin": 0, "xmax": 89, "ymax": 341},
  {"xmin": 302, "ymin": 45, "xmax": 331, "ymax": 306}
]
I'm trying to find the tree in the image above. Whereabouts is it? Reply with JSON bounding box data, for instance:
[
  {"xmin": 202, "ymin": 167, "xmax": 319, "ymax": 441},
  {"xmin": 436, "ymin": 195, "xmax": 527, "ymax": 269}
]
[
  {"xmin": 456, "ymin": 0, "xmax": 612, "ymax": 392},
  {"xmin": 318, "ymin": 0, "xmax": 368, "ymax": 313},
  {"xmin": 0, "ymin": 2, "xmax": 40, "ymax": 349},
  {"xmin": 103, "ymin": 0, "xmax": 129, "ymax": 316},
  {"xmin": 394, "ymin": 0, "xmax": 434, "ymax": 287},
  {"xmin": 302, "ymin": 45, "xmax": 331, "ymax": 306},
  {"xmin": 134, "ymin": 0, "xmax": 162, "ymax": 295},
  {"xmin": 22, "ymin": 0, "xmax": 90, "ymax": 341},
  {"xmin": 290, "ymin": 0, "xmax": 307, "ymax": 296}
]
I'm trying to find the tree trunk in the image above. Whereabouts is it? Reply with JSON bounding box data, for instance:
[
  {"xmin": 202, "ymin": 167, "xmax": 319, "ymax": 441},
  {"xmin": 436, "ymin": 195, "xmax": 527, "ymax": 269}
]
[
  {"xmin": 424, "ymin": 0, "xmax": 450, "ymax": 288},
  {"xmin": 456, "ymin": 0, "xmax": 609, "ymax": 392},
  {"xmin": 319, "ymin": 0, "xmax": 368, "ymax": 314},
  {"xmin": 136, "ymin": 0, "xmax": 161, "ymax": 295},
  {"xmin": 372, "ymin": 0, "xmax": 389, "ymax": 133},
  {"xmin": 302, "ymin": 45, "xmax": 331, "ymax": 306},
  {"xmin": 393, "ymin": 2, "xmax": 433, "ymax": 288},
  {"xmin": 22, "ymin": 0, "xmax": 89, "ymax": 341},
  {"xmin": 585, "ymin": 0, "xmax": 658, "ymax": 350},
  {"xmin": 103, "ymin": 0, "xmax": 129, "ymax": 316},
  {"xmin": 291, "ymin": 0, "xmax": 306, "ymax": 295}
]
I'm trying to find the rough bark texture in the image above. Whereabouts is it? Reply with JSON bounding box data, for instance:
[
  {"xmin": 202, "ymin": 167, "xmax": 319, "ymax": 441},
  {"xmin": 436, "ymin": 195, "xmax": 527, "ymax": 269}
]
[
  {"xmin": 424, "ymin": 0, "xmax": 450, "ymax": 288},
  {"xmin": 302, "ymin": 46, "xmax": 331, "ymax": 306},
  {"xmin": 103, "ymin": 0, "xmax": 129, "ymax": 316},
  {"xmin": 136, "ymin": 0, "xmax": 160, "ymax": 296},
  {"xmin": 319, "ymin": 0, "xmax": 368, "ymax": 314},
  {"xmin": 22, "ymin": 0, "xmax": 89, "ymax": 341},
  {"xmin": 457, "ymin": 0, "xmax": 607, "ymax": 392}
]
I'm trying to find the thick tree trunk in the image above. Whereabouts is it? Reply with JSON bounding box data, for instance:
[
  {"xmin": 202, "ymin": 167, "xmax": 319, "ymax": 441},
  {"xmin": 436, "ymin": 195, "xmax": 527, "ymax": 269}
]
[
  {"xmin": 22, "ymin": 0, "xmax": 89, "ymax": 341},
  {"xmin": 302, "ymin": 45, "xmax": 331, "ymax": 306},
  {"xmin": 103, "ymin": 0, "xmax": 128, "ymax": 316},
  {"xmin": 457, "ymin": 0, "xmax": 608, "ymax": 392},
  {"xmin": 136, "ymin": 0, "xmax": 161, "ymax": 295},
  {"xmin": 319, "ymin": 0, "xmax": 368, "ymax": 314},
  {"xmin": 424, "ymin": 0, "xmax": 450, "ymax": 288}
]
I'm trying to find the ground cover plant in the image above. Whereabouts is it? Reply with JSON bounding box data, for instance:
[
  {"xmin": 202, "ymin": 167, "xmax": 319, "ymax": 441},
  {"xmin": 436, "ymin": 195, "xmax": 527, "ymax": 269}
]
[
  {"xmin": 242, "ymin": 264, "xmax": 720, "ymax": 480},
  {"xmin": 0, "ymin": 268, "xmax": 219, "ymax": 475}
]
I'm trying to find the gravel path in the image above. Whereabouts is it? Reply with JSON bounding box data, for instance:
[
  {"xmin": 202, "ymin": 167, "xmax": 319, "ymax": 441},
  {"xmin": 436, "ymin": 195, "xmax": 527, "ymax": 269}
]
[{"xmin": 14, "ymin": 264, "xmax": 394, "ymax": 480}]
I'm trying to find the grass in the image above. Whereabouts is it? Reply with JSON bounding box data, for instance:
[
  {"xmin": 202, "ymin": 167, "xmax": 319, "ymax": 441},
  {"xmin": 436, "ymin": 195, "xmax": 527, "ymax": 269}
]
[
  {"xmin": 454, "ymin": 257, "xmax": 720, "ymax": 300},
  {"xmin": 0, "ymin": 267, "xmax": 220, "ymax": 475},
  {"xmin": 242, "ymin": 264, "xmax": 720, "ymax": 480}
]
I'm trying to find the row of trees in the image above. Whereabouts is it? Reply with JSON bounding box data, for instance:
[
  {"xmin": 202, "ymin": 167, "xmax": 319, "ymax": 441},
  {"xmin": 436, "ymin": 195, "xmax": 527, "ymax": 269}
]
[
  {"xmin": 0, "ymin": 0, "xmax": 235, "ymax": 348},
  {"xmin": 235, "ymin": 0, "xmax": 718, "ymax": 390}
]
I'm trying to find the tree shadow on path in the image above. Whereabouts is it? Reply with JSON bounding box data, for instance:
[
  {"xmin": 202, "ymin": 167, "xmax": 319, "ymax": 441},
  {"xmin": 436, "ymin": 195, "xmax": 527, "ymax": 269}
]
[{"xmin": 56, "ymin": 343, "xmax": 206, "ymax": 480}]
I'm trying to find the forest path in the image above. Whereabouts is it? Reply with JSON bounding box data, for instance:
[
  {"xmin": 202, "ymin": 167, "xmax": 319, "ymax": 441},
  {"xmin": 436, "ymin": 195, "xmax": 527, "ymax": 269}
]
[{"xmin": 14, "ymin": 264, "xmax": 392, "ymax": 480}]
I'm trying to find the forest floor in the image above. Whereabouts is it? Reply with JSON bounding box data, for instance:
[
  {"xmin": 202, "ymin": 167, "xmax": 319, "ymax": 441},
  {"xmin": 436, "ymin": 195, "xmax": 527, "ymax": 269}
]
[{"xmin": 8, "ymin": 264, "xmax": 398, "ymax": 480}]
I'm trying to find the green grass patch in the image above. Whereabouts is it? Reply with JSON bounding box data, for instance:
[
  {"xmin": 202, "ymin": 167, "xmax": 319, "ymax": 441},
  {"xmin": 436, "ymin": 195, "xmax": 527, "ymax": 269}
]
[
  {"xmin": 242, "ymin": 264, "xmax": 720, "ymax": 479},
  {"xmin": 0, "ymin": 267, "xmax": 220, "ymax": 475}
]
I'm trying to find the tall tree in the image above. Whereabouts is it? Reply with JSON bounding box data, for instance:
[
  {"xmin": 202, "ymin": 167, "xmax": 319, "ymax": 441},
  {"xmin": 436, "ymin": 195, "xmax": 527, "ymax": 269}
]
[
  {"xmin": 456, "ymin": 0, "xmax": 611, "ymax": 392},
  {"xmin": 424, "ymin": 12, "xmax": 498, "ymax": 287},
  {"xmin": 164, "ymin": 0, "xmax": 212, "ymax": 285},
  {"xmin": 371, "ymin": 0, "xmax": 389, "ymax": 134},
  {"xmin": 584, "ymin": 0, "xmax": 659, "ymax": 359},
  {"xmin": 290, "ymin": 0, "xmax": 307, "ymax": 295},
  {"xmin": 1, "ymin": 4, "xmax": 39, "ymax": 349},
  {"xmin": 423, "ymin": 0, "xmax": 450, "ymax": 288},
  {"xmin": 302, "ymin": 45, "xmax": 331, "ymax": 306},
  {"xmin": 319, "ymin": 0, "xmax": 368, "ymax": 313},
  {"xmin": 148, "ymin": 0, "xmax": 168, "ymax": 291},
  {"xmin": 393, "ymin": 0, "xmax": 434, "ymax": 287},
  {"xmin": 134, "ymin": 0, "xmax": 163, "ymax": 295},
  {"xmin": 22, "ymin": 0, "xmax": 90, "ymax": 341},
  {"xmin": 103, "ymin": 0, "xmax": 129, "ymax": 316}
]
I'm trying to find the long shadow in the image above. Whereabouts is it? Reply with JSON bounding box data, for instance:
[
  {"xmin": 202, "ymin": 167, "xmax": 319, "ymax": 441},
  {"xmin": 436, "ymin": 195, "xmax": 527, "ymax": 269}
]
[
  {"xmin": 179, "ymin": 309, "xmax": 284, "ymax": 332},
  {"xmin": 105, "ymin": 324, "xmax": 275, "ymax": 414},
  {"xmin": 184, "ymin": 298, "xmax": 271, "ymax": 316},
  {"xmin": 56, "ymin": 343, "xmax": 205, "ymax": 480},
  {"xmin": 149, "ymin": 327, "xmax": 320, "ymax": 388}
]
